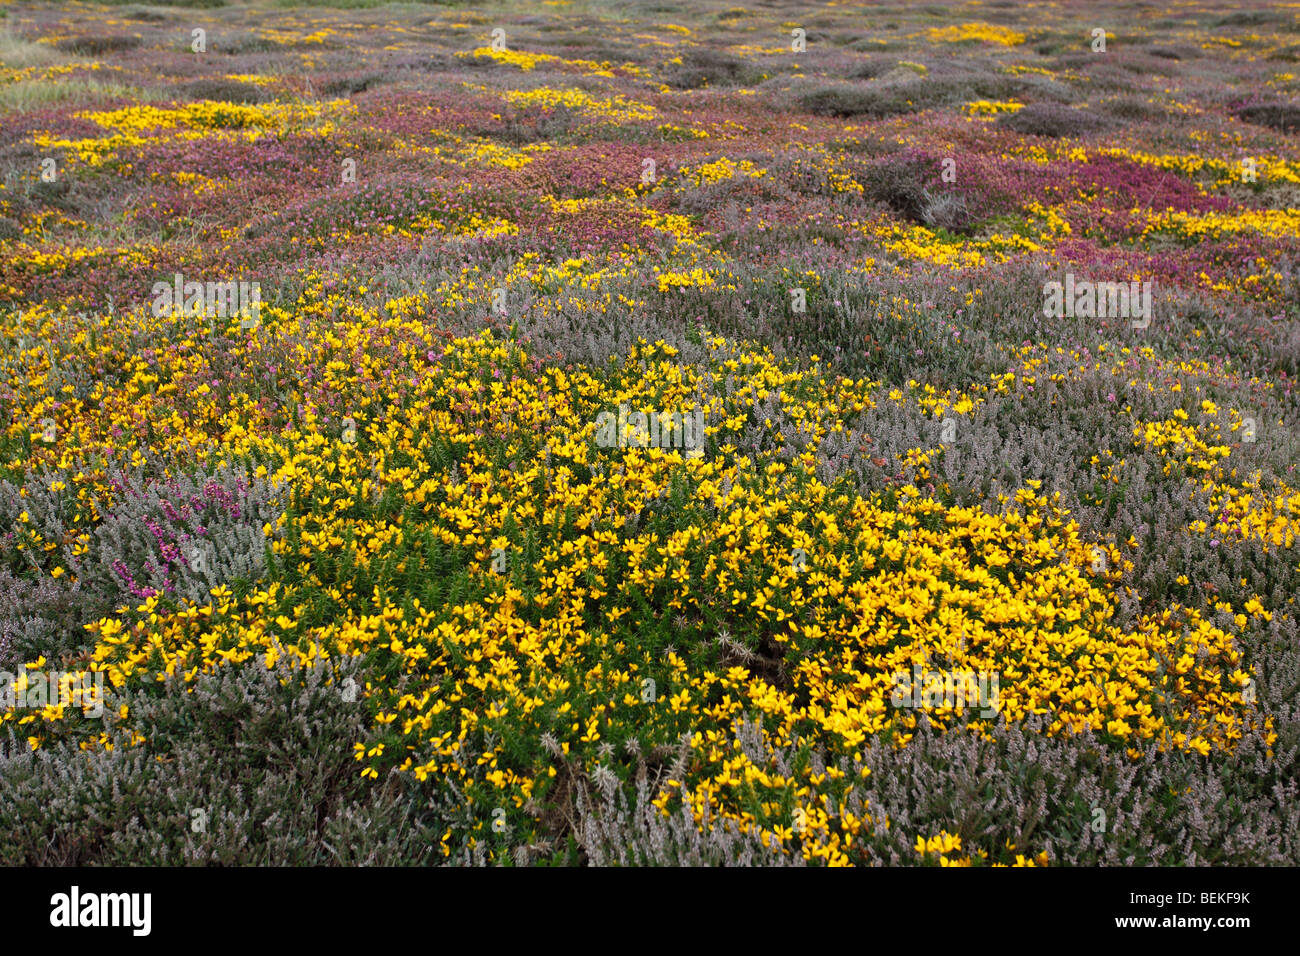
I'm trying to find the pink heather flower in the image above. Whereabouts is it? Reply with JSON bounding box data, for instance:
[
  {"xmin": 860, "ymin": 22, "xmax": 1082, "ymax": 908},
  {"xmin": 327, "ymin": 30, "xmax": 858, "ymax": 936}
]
[{"xmin": 1106, "ymin": 393, "xmax": 1116, "ymax": 402}]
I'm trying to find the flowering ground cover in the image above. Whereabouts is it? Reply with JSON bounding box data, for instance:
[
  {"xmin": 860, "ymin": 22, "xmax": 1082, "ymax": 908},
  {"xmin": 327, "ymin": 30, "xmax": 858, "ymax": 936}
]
[{"xmin": 1, "ymin": 0, "xmax": 1299, "ymax": 866}]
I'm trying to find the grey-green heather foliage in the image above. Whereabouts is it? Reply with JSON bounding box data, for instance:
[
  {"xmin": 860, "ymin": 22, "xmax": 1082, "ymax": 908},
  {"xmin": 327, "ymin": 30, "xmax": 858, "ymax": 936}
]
[
  {"xmin": 575, "ymin": 725, "xmax": 805, "ymax": 866},
  {"xmin": 0, "ymin": 461, "xmax": 284, "ymax": 666},
  {"xmin": 0, "ymin": 570, "xmax": 87, "ymax": 673},
  {"xmin": 577, "ymin": 618, "xmax": 1299, "ymax": 867},
  {"xmin": 578, "ymin": 768, "xmax": 807, "ymax": 866},
  {"xmin": 74, "ymin": 463, "xmax": 285, "ymax": 606},
  {"xmin": 489, "ymin": 258, "xmax": 1300, "ymax": 865},
  {"xmin": 0, "ymin": 656, "xmax": 468, "ymax": 865}
]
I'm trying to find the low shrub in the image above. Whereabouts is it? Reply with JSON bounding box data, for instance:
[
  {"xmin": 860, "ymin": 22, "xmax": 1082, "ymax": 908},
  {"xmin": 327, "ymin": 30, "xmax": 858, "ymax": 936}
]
[
  {"xmin": 0, "ymin": 657, "xmax": 463, "ymax": 864},
  {"xmin": 997, "ymin": 102, "xmax": 1111, "ymax": 137},
  {"xmin": 53, "ymin": 35, "xmax": 142, "ymax": 56},
  {"xmin": 1235, "ymin": 102, "xmax": 1300, "ymax": 134},
  {"xmin": 181, "ymin": 78, "xmax": 264, "ymax": 104}
]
